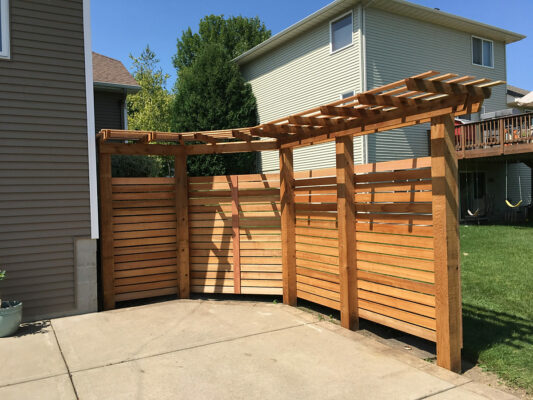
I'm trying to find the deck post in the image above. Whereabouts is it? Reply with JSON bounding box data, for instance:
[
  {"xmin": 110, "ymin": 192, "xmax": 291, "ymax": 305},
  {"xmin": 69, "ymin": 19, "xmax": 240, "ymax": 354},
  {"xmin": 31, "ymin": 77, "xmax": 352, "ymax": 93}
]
[
  {"xmin": 431, "ymin": 115, "xmax": 462, "ymax": 372},
  {"xmin": 280, "ymin": 148, "xmax": 296, "ymax": 306},
  {"xmin": 175, "ymin": 150, "xmax": 190, "ymax": 298},
  {"xmin": 98, "ymin": 146, "xmax": 115, "ymax": 310},
  {"xmin": 231, "ymin": 175, "xmax": 241, "ymax": 294},
  {"xmin": 336, "ymin": 135, "xmax": 359, "ymax": 330}
]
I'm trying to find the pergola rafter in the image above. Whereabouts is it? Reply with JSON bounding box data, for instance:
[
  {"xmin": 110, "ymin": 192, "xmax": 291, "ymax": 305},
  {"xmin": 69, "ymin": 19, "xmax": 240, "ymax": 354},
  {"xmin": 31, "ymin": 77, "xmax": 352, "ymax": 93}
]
[{"xmin": 97, "ymin": 70, "xmax": 504, "ymax": 155}]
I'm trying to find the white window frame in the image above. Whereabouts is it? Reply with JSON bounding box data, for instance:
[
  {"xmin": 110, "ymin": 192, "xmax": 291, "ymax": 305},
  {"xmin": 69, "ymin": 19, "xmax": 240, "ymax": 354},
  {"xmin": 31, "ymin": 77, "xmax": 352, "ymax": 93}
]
[
  {"xmin": 340, "ymin": 90, "xmax": 355, "ymax": 100},
  {"xmin": 330, "ymin": 11, "xmax": 353, "ymax": 54},
  {"xmin": 471, "ymin": 35, "xmax": 494, "ymax": 69},
  {"xmin": 0, "ymin": 0, "xmax": 10, "ymax": 59}
]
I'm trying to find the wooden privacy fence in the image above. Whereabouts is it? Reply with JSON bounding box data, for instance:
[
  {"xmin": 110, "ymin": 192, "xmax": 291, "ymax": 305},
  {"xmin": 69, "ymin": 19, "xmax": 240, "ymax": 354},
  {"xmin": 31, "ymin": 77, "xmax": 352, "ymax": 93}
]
[
  {"xmin": 97, "ymin": 70, "xmax": 504, "ymax": 372},
  {"xmin": 101, "ymin": 155, "xmax": 442, "ymax": 343}
]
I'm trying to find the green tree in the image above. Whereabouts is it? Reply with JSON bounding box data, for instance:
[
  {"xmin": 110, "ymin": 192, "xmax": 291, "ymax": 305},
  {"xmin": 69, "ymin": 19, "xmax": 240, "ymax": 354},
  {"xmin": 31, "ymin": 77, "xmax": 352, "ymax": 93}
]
[
  {"xmin": 122, "ymin": 46, "xmax": 173, "ymax": 176},
  {"xmin": 173, "ymin": 15, "xmax": 271, "ymax": 71},
  {"xmin": 128, "ymin": 45, "xmax": 172, "ymax": 132},
  {"xmin": 172, "ymin": 16, "xmax": 271, "ymax": 176}
]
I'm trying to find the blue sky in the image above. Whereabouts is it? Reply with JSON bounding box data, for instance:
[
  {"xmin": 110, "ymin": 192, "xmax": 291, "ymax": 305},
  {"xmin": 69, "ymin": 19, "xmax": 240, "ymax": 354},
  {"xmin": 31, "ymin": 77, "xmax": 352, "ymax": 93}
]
[{"xmin": 91, "ymin": 0, "xmax": 532, "ymax": 91}]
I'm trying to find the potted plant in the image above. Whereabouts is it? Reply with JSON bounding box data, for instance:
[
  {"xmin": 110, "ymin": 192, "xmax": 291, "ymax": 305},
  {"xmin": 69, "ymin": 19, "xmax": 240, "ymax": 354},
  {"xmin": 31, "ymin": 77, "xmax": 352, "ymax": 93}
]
[{"xmin": 0, "ymin": 270, "xmax": 23, "ymax": 337}]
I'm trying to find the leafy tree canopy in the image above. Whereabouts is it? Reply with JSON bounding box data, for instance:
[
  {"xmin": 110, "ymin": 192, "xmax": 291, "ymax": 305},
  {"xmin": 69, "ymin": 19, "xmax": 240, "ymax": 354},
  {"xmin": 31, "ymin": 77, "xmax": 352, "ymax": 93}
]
[
  {"xmin": 173, "ymin": 15, "xmax": 271, "ymax": 71},
  {"xmin": 172, "ymin": 16, "xmax": 271, "ymax": 176}
]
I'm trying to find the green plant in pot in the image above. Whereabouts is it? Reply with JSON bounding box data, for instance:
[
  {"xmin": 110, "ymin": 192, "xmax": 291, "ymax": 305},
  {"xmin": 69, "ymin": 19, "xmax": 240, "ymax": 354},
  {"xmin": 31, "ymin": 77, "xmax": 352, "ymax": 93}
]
[{"xmin": 0, "ymin": 270, "xmax": 23, "ymax": 337}]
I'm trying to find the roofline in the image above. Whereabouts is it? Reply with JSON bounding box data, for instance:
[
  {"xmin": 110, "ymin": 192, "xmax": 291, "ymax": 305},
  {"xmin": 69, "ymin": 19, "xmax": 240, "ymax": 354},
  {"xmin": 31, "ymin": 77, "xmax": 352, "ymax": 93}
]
[
  {"xmin": 234, "ymin": 0, "xmax": 525, "ymax": 65},
  {"xmin": 93, "ymin": 81, "xmax": 141, "ymax": 93}
]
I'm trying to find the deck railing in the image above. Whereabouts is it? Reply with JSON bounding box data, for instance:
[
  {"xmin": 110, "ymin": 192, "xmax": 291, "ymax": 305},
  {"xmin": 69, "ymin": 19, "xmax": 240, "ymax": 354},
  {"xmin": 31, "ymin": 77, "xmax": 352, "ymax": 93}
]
[{"xmin": 455, "ymin": 112, "xmax": 533, "ymax": 157}]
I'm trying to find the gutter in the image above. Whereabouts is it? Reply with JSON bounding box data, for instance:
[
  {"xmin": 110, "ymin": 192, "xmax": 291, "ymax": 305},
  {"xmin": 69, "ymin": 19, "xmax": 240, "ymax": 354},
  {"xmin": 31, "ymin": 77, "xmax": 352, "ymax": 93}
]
[{"xmin": 93, "ymin": 81, "xmax": 141, "ymax": 93}]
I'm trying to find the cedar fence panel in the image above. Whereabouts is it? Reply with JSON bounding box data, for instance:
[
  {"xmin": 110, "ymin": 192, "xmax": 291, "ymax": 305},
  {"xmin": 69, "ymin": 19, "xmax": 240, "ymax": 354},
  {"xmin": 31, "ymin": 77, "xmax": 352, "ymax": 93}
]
[
  {"xmin": 101, "ymin": 158, "xmax": 444, "ymax": 345},
  {"xmin": 111, "ymin": 177, "xmax": 179, "ymax": 302}
]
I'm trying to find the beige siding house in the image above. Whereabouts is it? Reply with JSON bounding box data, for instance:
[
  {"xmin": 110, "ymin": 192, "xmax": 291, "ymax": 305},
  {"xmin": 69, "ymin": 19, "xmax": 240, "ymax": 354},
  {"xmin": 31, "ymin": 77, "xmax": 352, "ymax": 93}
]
[
  {"xmin": 236, "ymin": 0, "xmax": 524, "ymax": 172},
  {"xmin": 0, "ymin": 1, "xmax": 137, "ymax": 319}
]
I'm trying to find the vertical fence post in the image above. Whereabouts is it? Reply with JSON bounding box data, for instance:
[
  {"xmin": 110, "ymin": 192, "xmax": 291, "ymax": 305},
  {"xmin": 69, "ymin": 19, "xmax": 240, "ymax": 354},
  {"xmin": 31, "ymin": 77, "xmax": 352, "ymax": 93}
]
[
  {"xmin": 280, "ymin": 148, "xmax": 296, "ymax": 306},
  {"xmin": 98, "ymin": 146, "xmax": 115, "ymax": 310},
  {"xmin": 175, "ymin": 149, "xmax": 190, "ymax": 298},
  {"xmin": 336, "ymin": 135, "xmax": 359, "ymax": 330},
  {"xmin": 431, "ymin": 115, "xmax": 462, "ymax": 372},
  {"xmin": 231, "ymin": 175, "xmax": 241, "ymax": 294}
]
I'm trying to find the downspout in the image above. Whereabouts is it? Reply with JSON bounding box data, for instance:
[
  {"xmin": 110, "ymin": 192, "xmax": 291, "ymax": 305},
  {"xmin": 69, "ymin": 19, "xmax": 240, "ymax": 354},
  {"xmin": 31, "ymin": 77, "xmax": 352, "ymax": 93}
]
[{"xmin": 83, "ymin": 0, "xmax": 98, "ymax": 239}]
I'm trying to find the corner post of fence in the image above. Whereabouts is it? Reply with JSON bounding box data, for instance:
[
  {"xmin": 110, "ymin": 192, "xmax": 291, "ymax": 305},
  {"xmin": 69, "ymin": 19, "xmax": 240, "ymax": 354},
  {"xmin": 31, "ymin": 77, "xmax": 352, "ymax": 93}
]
[
  {"xmin": 430, "ymin": 115, "xmax": 462, "ymax": 372},
  {"xmin": 279, "ymin": 148, "xmax": 296, "ymax": 306},
  {"xmin": 175, "ymin": 148, "xmax": 190, "ymax": 298},
  {"xmin": 336, "ymin": 135, "xmax": 359, "ymax": 330},
  {"xmin": 231, "ymin": 175, "xmax": 241, "ymax": 294},
  {"xmin": 98, "ymin": 142, "xmax": 115, "ymax": 310}
]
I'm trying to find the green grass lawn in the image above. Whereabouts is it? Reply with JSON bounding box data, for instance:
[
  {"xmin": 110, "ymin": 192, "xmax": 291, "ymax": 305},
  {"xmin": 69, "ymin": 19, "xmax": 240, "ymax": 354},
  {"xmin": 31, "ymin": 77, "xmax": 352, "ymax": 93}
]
[{"xmin": 460, "ymin": 224, "xmax": 533, "ymax": 392}]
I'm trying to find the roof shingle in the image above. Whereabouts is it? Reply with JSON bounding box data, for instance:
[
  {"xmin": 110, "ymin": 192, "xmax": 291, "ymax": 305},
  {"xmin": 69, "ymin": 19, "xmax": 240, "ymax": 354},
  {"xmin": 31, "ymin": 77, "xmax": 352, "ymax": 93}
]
[{"xmin": 92, "ymin": 52, "xmax": 140, "ymax": 89}]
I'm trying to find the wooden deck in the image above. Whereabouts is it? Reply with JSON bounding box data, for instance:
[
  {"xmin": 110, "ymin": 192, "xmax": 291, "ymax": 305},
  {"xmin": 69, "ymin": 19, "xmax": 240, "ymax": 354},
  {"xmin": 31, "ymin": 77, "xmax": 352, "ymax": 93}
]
[{"xmin": 456, "ymin": 112, "xmax": 533, "ymax": 159}]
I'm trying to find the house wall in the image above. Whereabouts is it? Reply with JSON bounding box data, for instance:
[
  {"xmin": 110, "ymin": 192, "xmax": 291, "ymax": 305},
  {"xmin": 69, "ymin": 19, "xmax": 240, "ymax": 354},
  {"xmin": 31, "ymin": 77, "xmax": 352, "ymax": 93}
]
[
  {"xmin": 365, "ymin": 6, "xmax": 507, "ymax": 163},
  {"xmin": 94, "ymin": 90, "xmax": 124, "ymax": 132},
  {"xmin": 0, "ymin": 0, "xmax": 95, "ymax": 319},
  {"xmin": 240, "ymin": 6, "xmax": 363, "ymax": 172}
]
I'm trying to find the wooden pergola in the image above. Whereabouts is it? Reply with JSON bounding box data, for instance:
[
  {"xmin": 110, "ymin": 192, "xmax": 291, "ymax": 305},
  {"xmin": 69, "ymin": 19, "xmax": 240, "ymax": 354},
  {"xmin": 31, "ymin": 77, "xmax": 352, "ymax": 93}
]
[{"xmin": 97, "ymin": 71, "xmax": 504, "ymax": 372}]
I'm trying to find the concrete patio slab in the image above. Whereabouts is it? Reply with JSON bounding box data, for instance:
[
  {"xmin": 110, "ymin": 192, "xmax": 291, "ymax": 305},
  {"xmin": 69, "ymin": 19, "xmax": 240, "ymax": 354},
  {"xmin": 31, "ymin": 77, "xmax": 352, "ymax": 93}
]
[
  {"xmin": 0, "ymin": 322, "xmax": 67, "ymax": 387},
  {"xmin": 51, "ymin": 299, "xmax": 315, "ymax": 371},
  {"xmin": 0, "ymin": 375, "xmax": 76, "ymax": 400},
  {"xmin": 71, "ymin": 322, "xmax": 454, "ymax": 400},
  {"xmin": 0, "ymin": 299, "xmax": 520, "ymax": 399}
]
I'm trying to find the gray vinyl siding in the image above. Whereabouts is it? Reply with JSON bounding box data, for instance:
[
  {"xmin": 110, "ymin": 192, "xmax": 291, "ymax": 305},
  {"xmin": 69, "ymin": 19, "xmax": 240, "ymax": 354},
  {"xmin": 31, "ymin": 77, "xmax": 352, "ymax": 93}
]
[
  {"xmin": 365, "ymin": 7, "xmax": 507, "ymax": 163},
  {"xmin": 94, "ymin": 90, "xmax": 124, "ymax": 132},
  {"xmin": 241, "ymin": 7, "xmax": 363, "ymax": 172},
  {"xmin": 0, "ymin": 0, "xmax": 90, "ymax": 318}
]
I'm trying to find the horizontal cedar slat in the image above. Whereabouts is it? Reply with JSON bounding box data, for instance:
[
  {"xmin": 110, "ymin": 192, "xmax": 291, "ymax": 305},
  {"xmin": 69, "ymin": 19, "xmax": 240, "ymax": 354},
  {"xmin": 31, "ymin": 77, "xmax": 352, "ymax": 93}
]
[
  {"xmin": 296, "ymin": 250, "xmax": 338, "ymax": 266},
  {"xmin": 356, "ymin": 231, "xmax": 433, "ymax": 249},
  {"xmin": 356, "ymin": 168, "xmax": 431, "ymax": 183},
  {"xmin": 115, "ymin": 265, "xmax": 178, "ymax": 278},
  {"xmin": 191, "ymin": 271, "xmax": 234, "ymax": 279},
  {"xmin": 297, "ymin": 282, "xmax": 340, "ymax": 302},
  {"xmin": 357, "ymin": 270, "xmax": 435, "ymax": 295},
  {"xmin": 241, "ymin": 279, "xmax": 282, "ymax": 288},
  {"xmin": 114, "ymin": 221, "xmax": 177, "ymax": 232},
  {"xmin": 295, "ymin": 226, "xmax": 338, "ymax": 239},
  {"xmin": 112, "ymin": 177, "xmax": 174, "ymax": 185},
  {"xmin": 191, "ymin": 285, "xmax": 235, "ymax": 294},
  {"xmin": 114, "ymin": 244, "xmax": 176, "ymax": 256},
  {"xmin": 358, "ymin": 279, "xmax": 435, "ymax": 306},
  {"xmin": 293, "ymin": 167, "xmax": 336, "ymax": 179},
  {"xmin": 355, "ymin": 181, "xmax": 432, "ymax": 193},
  {"xmin": 241, "ymin": 287, "xmax": 283, "ymax": 295},
  {"xmin": 113, "ymin": 207, "xmax": 176, "ymax": 217},
  {"xmin": 112, "ymin": 200, "xmax": 175, "ymax": 209},
  {"xmin": 356, "ymin": 191, "xmax": 432, "ymax": 203},
  {"xmin": 356, "ymin": 222, "xmax": 433, "ymax": 236},
  {"xmin": 114, "ymin": 228, "xmax": 177, "ymax": 240},
  {"xmin": 357, "ymin": 260, "xmax": 434, "ymax": 283},
  {"xmin": 114, "ymin": 250, "xmax": 177, "ymax": 263},
  {"xmin": 295, "ymin": 219, "xmax": 338, "ymax": 229},
  {"xmin": 115, "ymin": 280, "xmax": 177, "ymax": 294},
  {"xmin": 296, "ymin": 274, "xmax": 340, "ymax": 293},
  {"xmin": 356, "ymin": 213, "xmax": 432, "ymax": 224},
  {"xmin": 356, "ymin": 203, "xmax": 432, "ymax": 214},
  {"xmin": 113, "ymin": 236, "xmax": 176, "ymax": 248},
  {"xmin": 115, "ymin": 272, "xmax": 178, "ymax": 287},
  {"xmin": 357, "ymin": 241, "xmax": 434, "ymax": 260},
  {"xmin": 358, "ymin": 309, "xmax": 436, "ymax": 342},
  {"xmin": 112, "ymin": 191, "xmax": 175, "ymax": 201},
  {"xmin": 295, "ymin": 242, "xmax": 338, "ymax": 257},
  {"xmin": 113, "ymin": 214, "xmax": 176, "ymax": 224},
  {"xmin": 115, "ymin": 287, "xmax": 178, "ymax": 302},
  {"xmin": 297, "ymin": 289, "xmax": 340, "ymax": 310},
  {"xmin": 358, "ymin": 289, "xmax": 435, "ymax": 318},
  {"xmin": 358, "ymin": 299, "xmax": 436, "ymax": 330},
  {"xmin": 112, "ymin": 184, "xmax": 175, "ymax": 193},
  {"xmin": 115, "ymin": 258, "xmax": 177, "ymax": 271},
  {"xmin": 295, "ymin": 235, "xmax": 338, "ymax": 248},
  {"xmin": 354, "ymin": 157, "xmax": 431, "ymax": 174},
  {"xmin": 295, "ymin": 258, "xmax": 339, "ymax": 273},
  {"xmin": 296, "ymin": 266, "xmax": 339, "ymax": 283},
  {"xmin": 357, "ymin": 251, "xmax": 434, "ymax": 271}
]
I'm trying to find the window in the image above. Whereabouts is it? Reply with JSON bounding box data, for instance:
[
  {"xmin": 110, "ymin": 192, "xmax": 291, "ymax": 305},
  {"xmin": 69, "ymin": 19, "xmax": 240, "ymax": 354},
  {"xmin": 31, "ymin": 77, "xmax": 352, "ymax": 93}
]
[
  {"xmin": 341, "ymin": 90, "xmax": 355, "ymax": 100},
  {"xmin": 330, "ymin": 12, "xmax": 353, "ymax": 53},
  {"xmin": 0, "ymin": 0, "xmax": 10, "ymax": 59},
  {"xmin": 472, "ymin": 36, "xmax": 493, "ymax": 68}
]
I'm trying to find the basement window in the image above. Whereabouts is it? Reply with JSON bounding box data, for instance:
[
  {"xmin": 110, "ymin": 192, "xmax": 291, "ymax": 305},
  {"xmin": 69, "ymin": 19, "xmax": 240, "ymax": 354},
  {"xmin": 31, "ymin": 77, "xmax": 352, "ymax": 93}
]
[
  {"xmin": 472, "ymin": 36, "xmax": 493, "ymax": 68},
  {"xmin": 0, "ymin": 0, "xmax": 10, "ymax": 59},
  {"xmin": 341, "ymin": 90, "xmax": 355, "ymax": 99},
  {"xmin": 330, "ymin": 12, "xmax": 353, "ymax": 53}
]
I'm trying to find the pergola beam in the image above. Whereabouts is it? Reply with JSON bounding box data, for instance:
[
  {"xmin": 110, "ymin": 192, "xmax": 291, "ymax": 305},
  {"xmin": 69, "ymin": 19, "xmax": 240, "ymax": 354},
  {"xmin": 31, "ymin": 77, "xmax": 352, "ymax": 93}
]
[{"xmin": 405, "ymin": 78, "xmax": 492, "ymax": 98}]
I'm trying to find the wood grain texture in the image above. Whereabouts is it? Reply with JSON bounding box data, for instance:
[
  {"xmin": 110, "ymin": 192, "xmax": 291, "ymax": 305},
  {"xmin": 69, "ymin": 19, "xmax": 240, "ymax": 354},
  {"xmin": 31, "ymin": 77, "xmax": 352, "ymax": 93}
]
[
  {"xmin": 431, "ymin": 115, "xmax": 462, "ymax": 372},
  {"xmin": 231, "ymin": 175, "xmax": 241, "ymax": 294},
  {"xmin": 280, "ymin": 148, "xmax": 296, "ymax": 306},
  {"xmin": 175, "ymin": 152, "xmax": 190, "ymax": 298},
  {"xmin": 336, "ymin": 135, "xmax": 359, "ymax": 330}
]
